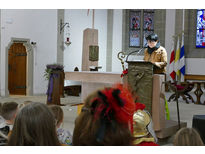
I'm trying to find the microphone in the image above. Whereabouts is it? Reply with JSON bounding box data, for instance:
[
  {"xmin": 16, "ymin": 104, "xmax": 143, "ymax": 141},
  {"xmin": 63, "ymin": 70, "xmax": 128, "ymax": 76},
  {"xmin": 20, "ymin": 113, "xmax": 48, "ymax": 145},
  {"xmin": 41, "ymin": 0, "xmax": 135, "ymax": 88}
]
[
  {"xmin": 125, "ymin": 43, "xmax": 147, "ymax": 62},
  {"xmin": 143, "ymin": 43, "xmax": 148, "ymax": 48}
]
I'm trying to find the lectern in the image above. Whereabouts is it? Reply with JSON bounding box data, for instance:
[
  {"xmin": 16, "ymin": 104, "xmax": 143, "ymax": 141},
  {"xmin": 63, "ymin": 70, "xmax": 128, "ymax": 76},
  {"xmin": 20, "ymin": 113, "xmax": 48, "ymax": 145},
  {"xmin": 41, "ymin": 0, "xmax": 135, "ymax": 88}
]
[
  {"xmin": 125, "ymin": 60, "xmax": 187, "ymax": 138},
  {"xmin": 126, "ymin": 60, "xmax": 160, "ymax": 114}
]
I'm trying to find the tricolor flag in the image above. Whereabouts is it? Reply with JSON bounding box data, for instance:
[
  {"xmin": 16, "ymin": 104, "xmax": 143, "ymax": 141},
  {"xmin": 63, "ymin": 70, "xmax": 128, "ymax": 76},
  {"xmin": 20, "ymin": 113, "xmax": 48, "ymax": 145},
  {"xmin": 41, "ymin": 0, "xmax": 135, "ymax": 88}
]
[
  {"xmin": 179, "ymin": 34, "xmax": 185, "ymax": 82},
  {"xmin": 174, "ymin": 36, "xmax": 180, "ymax": 78},
  {"xmin": 168, "ymin": 43, "xmax": 175, "ymax": 81}
]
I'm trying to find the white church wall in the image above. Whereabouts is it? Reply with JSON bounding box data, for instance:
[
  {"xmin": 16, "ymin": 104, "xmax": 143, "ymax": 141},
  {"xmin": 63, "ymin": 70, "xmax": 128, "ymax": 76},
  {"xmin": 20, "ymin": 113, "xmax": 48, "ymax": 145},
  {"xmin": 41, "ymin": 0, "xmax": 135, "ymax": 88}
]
[
  {"xmin": 186, "ymin": 58, "xmax": 205, "ymax": 75},
  {"xmin": 1, "ymin": 9, "xmax": 205, "ymax": 96},
  {"xmin": 111, "ymin": 9, "xmax": 123, "ymax": 73},
  {"xmin": 63, "ymin": 9, "xmax": 107, "ymax": 72},
  {"xmin": 0, "ymin": 10, "xmax": 1, "ymax": 95},
  {"xmin": 0, "ymin": 9, "xmax": 58, "ymax": 95},
  {"xmin": 165, "ymin": 9, "xmax": 176, "ymax": 80}
]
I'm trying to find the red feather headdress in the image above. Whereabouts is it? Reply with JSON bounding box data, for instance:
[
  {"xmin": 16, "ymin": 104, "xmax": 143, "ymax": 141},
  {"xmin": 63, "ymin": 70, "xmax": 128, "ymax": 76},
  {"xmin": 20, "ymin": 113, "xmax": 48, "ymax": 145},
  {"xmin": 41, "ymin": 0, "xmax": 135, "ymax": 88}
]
[{"xmin": 90, "ymin": 84, "xmax": 145, "ymax": 136}]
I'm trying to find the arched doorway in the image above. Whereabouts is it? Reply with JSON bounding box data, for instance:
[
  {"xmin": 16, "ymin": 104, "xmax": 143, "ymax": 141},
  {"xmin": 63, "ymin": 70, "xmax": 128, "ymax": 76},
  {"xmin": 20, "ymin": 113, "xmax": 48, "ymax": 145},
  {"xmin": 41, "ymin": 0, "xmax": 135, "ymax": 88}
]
[{"xmin": 8, "ymin": 43, "xmax": 27, "ymax": 95}]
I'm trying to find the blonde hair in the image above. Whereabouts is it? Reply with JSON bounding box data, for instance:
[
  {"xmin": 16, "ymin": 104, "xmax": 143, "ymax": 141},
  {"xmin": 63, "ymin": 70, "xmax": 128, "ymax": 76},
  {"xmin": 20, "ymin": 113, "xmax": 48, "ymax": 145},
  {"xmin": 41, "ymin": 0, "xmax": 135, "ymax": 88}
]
[{"xmin": 173, "ymin": 127, "xmax": 204, "ymax": 146}]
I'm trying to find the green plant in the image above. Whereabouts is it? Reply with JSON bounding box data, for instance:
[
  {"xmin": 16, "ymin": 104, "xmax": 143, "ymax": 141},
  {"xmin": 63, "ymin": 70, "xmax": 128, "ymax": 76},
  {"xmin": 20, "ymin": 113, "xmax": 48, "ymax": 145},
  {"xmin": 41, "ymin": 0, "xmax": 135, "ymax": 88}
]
[
  {"xmin": 43, "ymin": 63, "xmax": 64, "ymax": 80},
  {"xmin": 44, "ymin": 68, "xmax": 52, "ymax": 80}
]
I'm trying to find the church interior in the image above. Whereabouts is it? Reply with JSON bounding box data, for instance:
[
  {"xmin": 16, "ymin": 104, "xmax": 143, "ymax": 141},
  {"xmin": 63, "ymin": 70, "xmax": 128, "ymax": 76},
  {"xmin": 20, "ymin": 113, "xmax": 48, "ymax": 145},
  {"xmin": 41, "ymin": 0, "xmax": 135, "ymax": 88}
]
[{"xmin": 1, "ymin": 8, "xmax": 205, "ymax": 148}]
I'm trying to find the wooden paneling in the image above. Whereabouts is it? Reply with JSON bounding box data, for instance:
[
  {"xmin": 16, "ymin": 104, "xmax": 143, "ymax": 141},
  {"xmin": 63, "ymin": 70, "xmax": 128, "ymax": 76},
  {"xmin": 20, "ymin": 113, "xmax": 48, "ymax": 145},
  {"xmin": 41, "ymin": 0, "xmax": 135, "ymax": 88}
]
[
  {"xmin": 8, "ymin": 43, "xmax": 27, "ymax": 95},
  {"xmin": 185, "ymin": 74, "xmax": 205, "ymax": 81}
]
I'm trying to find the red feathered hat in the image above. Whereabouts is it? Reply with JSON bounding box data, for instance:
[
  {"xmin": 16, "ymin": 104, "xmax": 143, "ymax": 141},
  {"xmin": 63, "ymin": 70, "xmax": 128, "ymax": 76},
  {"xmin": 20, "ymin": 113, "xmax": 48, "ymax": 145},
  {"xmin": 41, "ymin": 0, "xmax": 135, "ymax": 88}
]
[{"xmin": 91, "ymin": 84, "xmax": 145, "ymax": 134}]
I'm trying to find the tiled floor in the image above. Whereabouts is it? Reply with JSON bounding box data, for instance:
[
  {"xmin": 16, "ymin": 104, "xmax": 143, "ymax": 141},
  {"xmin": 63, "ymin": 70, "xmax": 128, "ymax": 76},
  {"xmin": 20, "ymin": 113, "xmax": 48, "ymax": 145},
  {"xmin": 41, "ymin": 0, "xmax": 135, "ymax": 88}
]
[
  {"xmin": 166, "ymin": 91, "xmax": 205, "ymax": 128},
  {"xmin": 1, "ymin": 91, "xmax": 205, "ymax": 145}
]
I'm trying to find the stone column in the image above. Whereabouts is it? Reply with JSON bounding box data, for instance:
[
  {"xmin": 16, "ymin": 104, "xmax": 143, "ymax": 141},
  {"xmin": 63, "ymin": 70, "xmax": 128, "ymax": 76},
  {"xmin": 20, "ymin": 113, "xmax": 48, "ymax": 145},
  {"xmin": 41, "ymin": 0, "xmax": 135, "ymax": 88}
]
[{"xmin": 81, "ymin": 28, "xmax": 98, "ymax": 71}]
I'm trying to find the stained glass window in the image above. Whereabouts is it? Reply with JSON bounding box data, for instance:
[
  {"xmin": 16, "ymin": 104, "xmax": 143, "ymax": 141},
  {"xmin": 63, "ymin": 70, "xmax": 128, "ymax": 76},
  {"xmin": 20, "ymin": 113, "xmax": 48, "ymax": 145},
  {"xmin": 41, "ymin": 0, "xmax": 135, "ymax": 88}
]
[
  {"xmin": 143, "ymin": 10, "xmax": 154, "ymax": 46},
  {"xmin": 129, "ymin": 10, "xmax": 154, "ymax": 47},
  {"xmin": 129, "ymin": 11, "xmax": 141, "ymax": 47},
  {"xmin": 196, "ymin": 9, "xmax": 205, "ymax": 48},
  {"xmin": 130, "ymin": 30, "xmax": 140, "ymax": 47}
]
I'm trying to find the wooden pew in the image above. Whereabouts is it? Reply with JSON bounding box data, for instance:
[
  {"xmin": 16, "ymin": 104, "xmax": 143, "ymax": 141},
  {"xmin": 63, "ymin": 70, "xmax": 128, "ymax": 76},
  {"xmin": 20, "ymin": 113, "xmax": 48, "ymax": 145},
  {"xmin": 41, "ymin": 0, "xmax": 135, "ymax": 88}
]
[
  {"xmin": 184, "ymin": 74, "xmax": 205, "ymax": 105},
  {"xmin": 185, "ymin": 74, "xmax": 205, "ymax": 81}
]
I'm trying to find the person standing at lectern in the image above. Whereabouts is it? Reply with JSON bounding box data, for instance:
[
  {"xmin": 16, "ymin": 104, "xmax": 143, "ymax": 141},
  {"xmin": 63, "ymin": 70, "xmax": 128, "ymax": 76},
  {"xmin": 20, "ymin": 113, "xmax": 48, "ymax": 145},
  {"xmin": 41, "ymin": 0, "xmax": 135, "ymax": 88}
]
[{"xmin": 143, "ymin": 33, "xmax": 167, "ymax": 74}]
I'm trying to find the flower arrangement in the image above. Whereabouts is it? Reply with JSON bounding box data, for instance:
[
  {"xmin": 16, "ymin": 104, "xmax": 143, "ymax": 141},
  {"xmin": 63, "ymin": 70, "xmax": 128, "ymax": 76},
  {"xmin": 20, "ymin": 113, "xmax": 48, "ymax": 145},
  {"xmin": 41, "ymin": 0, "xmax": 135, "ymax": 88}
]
[
  {"xmin": 44, "ymin": 64, "xmax": 64, "ymax": 80},
  {"xmin": 121, "ymin": 69, "xmax": 128, "ymax": 78}
]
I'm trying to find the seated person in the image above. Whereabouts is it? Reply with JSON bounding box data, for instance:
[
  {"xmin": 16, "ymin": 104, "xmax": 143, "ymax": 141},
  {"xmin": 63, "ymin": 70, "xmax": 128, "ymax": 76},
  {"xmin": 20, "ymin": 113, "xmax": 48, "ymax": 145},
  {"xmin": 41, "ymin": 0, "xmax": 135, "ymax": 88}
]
[
  {"xmin": 173, "ymin": 127, "xmax": 204, "ymax": 146},
  {"xmin": 72, "ymin": 84, "xmax": 151, "ymax": 146},
  {"xmin": 49, "ymin": 105, "xmax": 72, "ymax": 145},
  {"xmin": 18, "ymin": 101, "xmax": 32, "ymax": 109},
  {"xmin": 8, "ymin": 102, "xmax": 60, "ymax": 146},
  {"xmin": 0, "ymin": 102, "xmax": 18, "ymax": 145},
  {"xmin": 0, "ymin": 101, "xmax": 18, "ymax": 129},
  {"xmin": 0, "ymin": 103, "xmax": 8, "ymax": 145},
  {"xmin": 132, "ymin": 108, "xmax": 158, "ymax": 146}
]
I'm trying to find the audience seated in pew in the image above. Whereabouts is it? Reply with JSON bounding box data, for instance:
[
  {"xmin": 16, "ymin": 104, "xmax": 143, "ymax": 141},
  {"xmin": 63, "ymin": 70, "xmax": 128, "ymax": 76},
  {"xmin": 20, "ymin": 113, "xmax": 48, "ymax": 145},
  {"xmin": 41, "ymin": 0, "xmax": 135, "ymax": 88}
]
[
  {"xmin": 49, "ymin": 105, "xmax": 72, "ymax": 145},
  {"xmin": 173, "ymin": 127, "xmax": 204, "ymax": 146},
  {"xmin": 1, "ymin": 86, "xmax": 158, "ymax": 146},
  {"xmin": 8, "ymin": 102, "xmax": 60, "ymax": 146},
  {"xmin": 0, "ymin": 102, "xmax": 18, "ymax": 145},
  {"xmin": 72, "ymin": 84, "xmax": 158, "ymax": 146}
]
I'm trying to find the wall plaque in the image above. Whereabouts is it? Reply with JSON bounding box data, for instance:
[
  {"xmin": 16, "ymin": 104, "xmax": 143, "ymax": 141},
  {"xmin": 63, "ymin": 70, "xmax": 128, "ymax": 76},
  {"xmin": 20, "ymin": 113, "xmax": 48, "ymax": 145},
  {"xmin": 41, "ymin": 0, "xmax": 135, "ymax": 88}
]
[{"xmin": 89, "ymin": 45, "xmax": 99, "ymax": 61}]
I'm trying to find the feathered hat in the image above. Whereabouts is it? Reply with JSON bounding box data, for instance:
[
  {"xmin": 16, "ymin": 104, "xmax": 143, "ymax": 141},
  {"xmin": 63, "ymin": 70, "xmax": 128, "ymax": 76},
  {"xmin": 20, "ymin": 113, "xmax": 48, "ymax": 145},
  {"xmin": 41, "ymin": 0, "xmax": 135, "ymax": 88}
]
[{"xmin": 81, "ymin": 84, "xmax": 146, "ymax": 142}]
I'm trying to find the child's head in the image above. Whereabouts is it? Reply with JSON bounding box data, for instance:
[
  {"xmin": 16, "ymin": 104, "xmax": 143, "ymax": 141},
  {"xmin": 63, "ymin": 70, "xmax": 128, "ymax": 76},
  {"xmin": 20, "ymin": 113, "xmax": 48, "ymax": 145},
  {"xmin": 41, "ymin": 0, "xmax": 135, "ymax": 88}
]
[
  {"xmin": 1, "ymin": 102, "xmax": 18, "ymax": 124},
  {"xmin": 18, "ymin": 101, "xmax": 32, "ymax": 109},
  {"xmin": 73, "ymin": 84, "xmax": 136, "ymax": 146},
  {"xmin": 8, "ymin": 102, "xmax": 60, "ymax": 146},
  {"xmin": 173, "ymin": 127, "xmax": 204, "ymax": 146},
  {"xmin": 23, "ymin": 100, "xmax": 32, "ymax": 105},
  {"xmin": 48, "ymin": 105, "xmax": 64, "ymax": 128}
]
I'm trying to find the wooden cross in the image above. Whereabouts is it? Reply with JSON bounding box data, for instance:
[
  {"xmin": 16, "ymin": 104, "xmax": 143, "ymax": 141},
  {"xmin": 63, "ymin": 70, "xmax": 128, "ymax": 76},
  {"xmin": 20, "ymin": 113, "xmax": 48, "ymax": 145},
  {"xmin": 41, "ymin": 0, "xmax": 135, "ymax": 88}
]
[{"xmin": 87, "ymin": 9, "xmax": 95, "ymax": 29}]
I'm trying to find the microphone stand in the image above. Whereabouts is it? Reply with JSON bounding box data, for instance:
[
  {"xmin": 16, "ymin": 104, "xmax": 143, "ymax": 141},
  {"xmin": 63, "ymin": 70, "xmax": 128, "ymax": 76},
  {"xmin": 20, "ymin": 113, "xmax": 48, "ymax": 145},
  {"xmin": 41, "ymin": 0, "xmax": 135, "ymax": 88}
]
[{"xmin": 125, "ymin": 45, "xmax": 147, "ymax": 62}]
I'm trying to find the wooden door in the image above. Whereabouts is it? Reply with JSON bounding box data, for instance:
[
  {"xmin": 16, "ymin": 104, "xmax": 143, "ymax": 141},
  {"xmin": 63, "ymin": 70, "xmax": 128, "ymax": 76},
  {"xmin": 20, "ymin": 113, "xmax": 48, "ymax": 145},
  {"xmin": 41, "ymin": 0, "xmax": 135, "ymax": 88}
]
[{"xmin": 8, "ymin": 43, "xmax": 27, "ymax": 95}]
